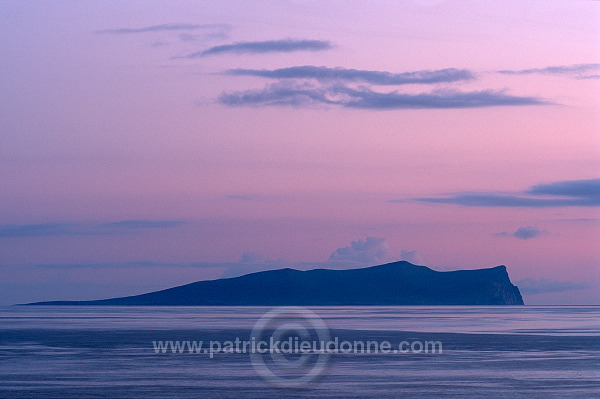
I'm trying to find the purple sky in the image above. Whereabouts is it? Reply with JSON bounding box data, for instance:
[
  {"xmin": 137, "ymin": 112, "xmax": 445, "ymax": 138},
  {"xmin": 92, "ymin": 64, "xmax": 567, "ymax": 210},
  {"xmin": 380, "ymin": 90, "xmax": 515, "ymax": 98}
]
[{"xmin": 1, "ymin": 0, "xmax": 599, "ymax": 305}]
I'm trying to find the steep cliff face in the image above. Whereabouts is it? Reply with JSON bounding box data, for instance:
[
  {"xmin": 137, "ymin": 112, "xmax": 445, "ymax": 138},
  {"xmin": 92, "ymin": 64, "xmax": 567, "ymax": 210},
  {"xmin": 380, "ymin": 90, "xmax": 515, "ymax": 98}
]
[
  {"xmin": 490, "ymin": 281, "xmax": 524, "ymax": 305},
  {"xmin": 28, "ymin": 261, "xmax": 524, "ymax": 306},
  {"xmin": 434, "ymin": 265, "xmax": 524, "ymax": 305}
]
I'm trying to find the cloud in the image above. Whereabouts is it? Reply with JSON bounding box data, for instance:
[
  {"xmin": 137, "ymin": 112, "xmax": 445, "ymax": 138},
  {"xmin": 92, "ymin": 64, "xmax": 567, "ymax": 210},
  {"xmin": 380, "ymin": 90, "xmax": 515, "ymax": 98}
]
[
  {"xmin": 0, "ymin": 223, "xmax": 75, "ymax": 238},
  {"xmin": 4, "ymin": 240, "xmax": 419, "ymax": 291},
  {"xmin": 96, "ymin": 23, "xmax": 231, "ymax": 35},
  {"xmin": 0, "ymin": 220, "xmax": 186, "ymax": 238},
  {"xmin": 150, "ymin": 41, "xmax": 169, "ymax": 48},
  {"xmin": 412, "ymin": 178, "xmax": 600, "ymax": 208},
  {"xmin": 219, "ymin": 81, "xmax": 331, "ymax": 107},
  {"xmin": 182, "ymin": 39, "xmax": 332, "ymax": 58},
  {"xmin": 400, "ymin": 249, "xmax": 424, "ymax": 264},
  {"xmin": 498, "ymin": 63, "xmax": 600, "ymax": 78},
  {"xmin": 516, "ymin": 278, "xmax": 590, "ymax": 295},
  {"xmin": 220, "ymin": 252, "xmax": 288, "ymax": 278},
  {"xmin": 103, "ymin": 220, "xmax": 187, "ymax": 229},
  {"xmin": 327, "ymin": 237, "xmax": 398, "ymax": 265},
  {"xmin": 495, "ymin": 226, "xmax": 545, "ymax": 240},
  {"xmin": 336, "ymin": 86, "xmax": 544, "ymax": 109},
  {"xmin": 513, "ymin": 226, "xmax": 544, "ymax": 240},
  {"xmin": 576, "ymin": 74, "xmax": 600, "ymax": 80},
  {"xmin": 554, "ymin": 218, "xmax": 600, "ymax": 223},
  {"xmin": 527, "ymin": 179, "xmax": 600, "ymax": 197},
  {"xmin": 14, "ymin": 261, "xmax": 221, "ymax": 270},
  {"xmin": 219, "ymin": 81, "xmax": 546, "ymax": 110},
  {"xmin": 225, "ymin": 66, "xmax": 475, "ymax": 85},
  {"xmin": 414, "ymin": 194, "xmax": 598, "ymax": 207},
  {"xmin": 223, "ymin": 238, "xmax": 407, "ymax": 277}
]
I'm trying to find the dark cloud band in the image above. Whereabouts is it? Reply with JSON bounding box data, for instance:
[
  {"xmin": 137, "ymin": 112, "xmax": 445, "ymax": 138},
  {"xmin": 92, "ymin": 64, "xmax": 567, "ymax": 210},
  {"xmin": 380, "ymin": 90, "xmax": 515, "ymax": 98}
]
[
  {"xmin": 410, "ymin": 179, "xmax": 600, "ymax": 208},
  {"xmin": 0, "ymin": 220, "xmax": 186, "ymax": 238},
  {"xmin": 498, "ymin": 63, "xmax": 600, "ymax": 76},
  {"xmin": 184, "ymin": 39, "xmax": 332, "ymax": 58},
  {"xmin": 219, "ymin": 82, "xmax": 546, "ymax": 110},
  {"xmin": 103, "ymin": 220, "xmax": 187, "ymax": 229},
  {"xmin": 226, "ymin": 66, "xmax": 475, "ymax": 85},
  {"xmin": 97, "ymin": 23, "xmax": 230, "ymax": 34}
]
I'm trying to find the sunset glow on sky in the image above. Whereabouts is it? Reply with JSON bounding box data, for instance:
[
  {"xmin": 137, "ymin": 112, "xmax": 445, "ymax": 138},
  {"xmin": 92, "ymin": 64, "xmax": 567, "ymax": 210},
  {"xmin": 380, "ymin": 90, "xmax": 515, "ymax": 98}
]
[{"xmin": 1, "ymin": 0, "xmax": 599, "ymax": 305}]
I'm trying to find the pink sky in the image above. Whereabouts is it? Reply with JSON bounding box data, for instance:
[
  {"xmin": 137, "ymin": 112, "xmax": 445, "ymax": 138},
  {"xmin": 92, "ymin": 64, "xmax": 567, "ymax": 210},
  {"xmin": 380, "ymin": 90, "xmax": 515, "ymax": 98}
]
[{"xmin": 0, "ymin": 0, "xmax": 598, "ymax": 305}]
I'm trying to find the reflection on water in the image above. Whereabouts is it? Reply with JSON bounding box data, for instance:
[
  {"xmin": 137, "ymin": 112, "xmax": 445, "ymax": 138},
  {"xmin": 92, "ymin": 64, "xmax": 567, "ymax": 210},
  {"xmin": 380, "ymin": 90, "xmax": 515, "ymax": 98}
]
[
  {"xmin": 2, "ymin": 306, "xmax": 599, "ymax": 335},
  {"xmin": 0, "ymin": 306, "xmax": 599, "ymax": 398}
]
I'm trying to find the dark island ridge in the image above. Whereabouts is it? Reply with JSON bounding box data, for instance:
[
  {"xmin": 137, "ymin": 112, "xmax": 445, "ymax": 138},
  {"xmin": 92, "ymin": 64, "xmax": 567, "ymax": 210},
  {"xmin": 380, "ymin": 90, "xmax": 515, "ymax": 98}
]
[{"xmin": 26, "ymin": 261, "xmax": 524, "ymax": 306}]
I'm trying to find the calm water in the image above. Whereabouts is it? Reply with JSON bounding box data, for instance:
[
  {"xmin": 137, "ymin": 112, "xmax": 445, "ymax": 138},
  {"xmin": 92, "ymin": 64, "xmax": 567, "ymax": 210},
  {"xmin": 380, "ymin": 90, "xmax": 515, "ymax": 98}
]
[{"xmin": 1, "ymin": 306, "xmax": 599, "ymax": 398}]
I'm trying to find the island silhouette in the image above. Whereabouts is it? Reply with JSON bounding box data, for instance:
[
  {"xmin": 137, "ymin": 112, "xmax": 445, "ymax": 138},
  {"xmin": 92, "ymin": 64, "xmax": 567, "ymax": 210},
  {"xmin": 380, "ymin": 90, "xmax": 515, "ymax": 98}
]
[{"xmin": 26, "ymin": 261, "xmax": 524, "ymax": 306}]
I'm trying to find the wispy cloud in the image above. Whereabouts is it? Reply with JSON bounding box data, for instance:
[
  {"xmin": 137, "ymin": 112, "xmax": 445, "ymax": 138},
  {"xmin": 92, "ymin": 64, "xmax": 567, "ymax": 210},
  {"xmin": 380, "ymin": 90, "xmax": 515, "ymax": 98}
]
[
  {"xmin": 219, "ymin": 81, "xmax": 546, "ymax": 110},
  {"xmin": 399, "ymin": 249, "xmax": 424, "ymax": 265},
  {"xmin": 13, "ymin": 261, "xmax": 220, "ymax": 270},
  {"xmin": 220, "ymin": 252, "xmax": 289, "ymax": 278},
  {"xmin": 516, "ymin": 278, "xmax": 590, "ymax": 295},
  {"xmin": 96, "ymin": 23, "xmax": 231, "ymax": 35},
  {"xmin": 0, "ymin": 220, "xmax": 186, "ymax": 238},
  {"xmin": 495, "ymin": 226, "xmax": 545, "ymax": 240},
  {"xmin": 575, "ymin": 74, "xmax": 600, "ymax": 80},
  {"xmin": 411, "ymin": 178, "xmax": 600, "ymax": 208},
  {"xmin": 182, "ymin": 39, "xmax": 332, "ymax": 58},
  {"xmin": 103, "ymin": 220, "xmax": 187, "ymax": 229},
  {"xmin": 38, "ymin": 237, "xmax": 420, "ymax": 279},
  {"xmin": 413, "ymin": 194, "xmax": 598, "ymax": 207},
  {"xmin": 528, "ymin": 179, "xmax": 600, "ymax": 197},
  {"xmin": 225, "ymin": 66, "xmax": 475, "ymax": 85},
  {"xmin": 498, "ymin": 63, "xmax": 600, "ymax": 79},
  {"xmin": 554, "ymin": 218, "xmax": 600, "ymax": 223},
  {"xmin": 0, "ymin": 223, "xmax": 75, "ymax": 238}
]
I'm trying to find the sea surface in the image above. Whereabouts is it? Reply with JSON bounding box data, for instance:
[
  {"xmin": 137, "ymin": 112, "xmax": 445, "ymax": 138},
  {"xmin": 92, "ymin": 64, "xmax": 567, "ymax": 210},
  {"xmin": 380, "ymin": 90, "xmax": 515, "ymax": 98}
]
[{"xmin": 0, "ymin": 306, "xmax": 599, "ymax": 398}]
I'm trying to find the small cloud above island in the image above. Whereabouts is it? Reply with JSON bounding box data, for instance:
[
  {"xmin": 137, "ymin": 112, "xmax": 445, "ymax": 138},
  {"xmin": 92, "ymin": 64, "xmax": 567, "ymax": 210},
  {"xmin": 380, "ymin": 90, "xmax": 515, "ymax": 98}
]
[
  {"xmin": 327, "ymin": 237, "xmax": 398, "ymax": 265},
  {"xmin": 220, "ymin": 252, "xmax": 289, "ymax": 278},
  {"xmin": 219, "ymin": 237, "xmax": 422, "ymax": 277},
  {"xmin": 400, "ymin": 249, "xmax": 424, "ymax": 265},
  {"xmin": 495, "ymin": 226, "xmax": 546, "ymax": 240}
]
